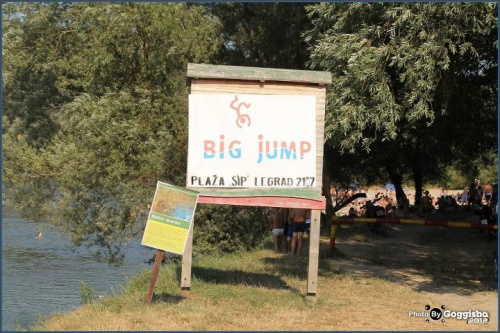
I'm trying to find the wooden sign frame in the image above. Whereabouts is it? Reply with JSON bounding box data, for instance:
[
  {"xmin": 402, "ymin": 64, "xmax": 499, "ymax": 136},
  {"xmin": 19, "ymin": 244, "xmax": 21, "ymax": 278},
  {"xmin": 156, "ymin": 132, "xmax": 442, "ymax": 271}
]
[{"xmin": 183, "ymin": 63, "xmax": 331, "ymax": 296}]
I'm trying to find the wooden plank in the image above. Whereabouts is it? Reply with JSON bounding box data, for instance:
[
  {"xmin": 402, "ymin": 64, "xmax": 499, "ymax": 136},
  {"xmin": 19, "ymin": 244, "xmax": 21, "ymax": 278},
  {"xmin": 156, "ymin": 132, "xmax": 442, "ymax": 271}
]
[
  {"xmin": 314, "ymin": 89, "xmax": 326, "ymax": 192},
  {"xmin": 190, "ymin": 79, "xmax": 326, "ymax": 95},
  {"xmin": 198, "ymin": 195, "xmax": 326, "ymax": 210},
  {"xmin": 180, "ymin": 224, "xmax": 194, "ymax": 290},
  {"xmin": 307, "ymin": 210, "xmax": 321, "ymax": 296},
  {"xmin": 188, "ymin": 63, "xmax": 332, "ymax": 85},
  {"xmin": 144, "ymin": 249, "xmax": 164, "ymax": 304},
  {"xmin": 194, "ymin": 188, "xmax": 323, "ymax": 200}
]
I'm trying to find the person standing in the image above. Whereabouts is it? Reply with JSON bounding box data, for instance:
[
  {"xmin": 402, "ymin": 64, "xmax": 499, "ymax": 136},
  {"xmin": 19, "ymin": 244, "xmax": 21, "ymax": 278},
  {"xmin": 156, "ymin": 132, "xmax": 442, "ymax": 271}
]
[
  {"xmin": 476, "ymin": 179, "xmax": 483, "ymax": 203},
  {"xmin": 461, "ymin": 184, "xmax": 469, "ymax": 206},
  {"xmin": 269, "ymin": 207, "xmax": 285, "ymax": 253},
  {"xmin": 468, "ymin": 183, "xmax": 478, "ymax": 208},
  {"xmin": 420, "ymin": 190, "xmax": 434, "ymax": 219},
  {"xmin": 483, "ymin": 182, "xmax": 494, "ymax": 205},
  {"xmin": 348, "ymin": 207, "xmax": 357, "ymax": 217},
  {"xmin": 289, "ymin": 208, "xmax": 309, "ymax": 256},
  {"xmin": 284, "ymin": 208, "xmax": 293, "ymax": 253}
]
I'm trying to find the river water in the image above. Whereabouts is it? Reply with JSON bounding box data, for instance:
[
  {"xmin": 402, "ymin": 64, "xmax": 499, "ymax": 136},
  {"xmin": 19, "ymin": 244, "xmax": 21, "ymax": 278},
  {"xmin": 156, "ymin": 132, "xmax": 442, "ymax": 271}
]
[{"xmin": 2, "ymin": 206, "xmax": 154, "ymax": 331}]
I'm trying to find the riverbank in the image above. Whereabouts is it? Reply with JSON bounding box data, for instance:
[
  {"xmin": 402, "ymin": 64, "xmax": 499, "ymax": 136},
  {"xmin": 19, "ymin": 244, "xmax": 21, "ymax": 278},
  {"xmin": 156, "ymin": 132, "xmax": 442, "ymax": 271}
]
[
  {"xmin": 32, "ymin": 213, "xmax": 497, "ymax": 331},
  {"xmin": 2, "ymin": 207, "xmax": 150, "ymax": 331}
]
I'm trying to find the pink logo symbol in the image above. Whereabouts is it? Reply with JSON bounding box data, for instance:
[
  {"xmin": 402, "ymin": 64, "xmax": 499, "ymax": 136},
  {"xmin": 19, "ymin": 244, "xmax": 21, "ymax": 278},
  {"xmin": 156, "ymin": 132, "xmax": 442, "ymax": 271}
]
[{"xmin": 230, "ymin": 95, "xmax": 251, "ymax": 128}]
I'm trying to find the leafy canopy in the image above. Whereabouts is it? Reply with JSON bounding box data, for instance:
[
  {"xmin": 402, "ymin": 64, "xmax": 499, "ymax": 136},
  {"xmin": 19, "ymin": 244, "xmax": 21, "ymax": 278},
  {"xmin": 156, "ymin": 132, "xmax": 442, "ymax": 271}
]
[
  {"xmin": 305, "ymin": 3, "xmax": 497, "ymax": 153},
  {"xmin": 304, "ymin": 3, "xmax": 497, "ymax": 204},
  {"xmin": 3, "ymin": 3, "xmax": 223, "ymax": 261}
]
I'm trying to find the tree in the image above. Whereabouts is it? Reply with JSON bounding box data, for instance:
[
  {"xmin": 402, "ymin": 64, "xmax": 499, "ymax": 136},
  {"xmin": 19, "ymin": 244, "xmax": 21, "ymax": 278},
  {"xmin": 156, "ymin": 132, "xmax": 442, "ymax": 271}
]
[
  {"xmin": 305, "ymin": 3, "xmax": 497, "ymax": 205},
  {"xmin": 3, "ymin": 3, "xmax": 223, "ymax": 261},
  {"xmin": 208, "ymin": 3, "xmax": 311, "ymax": 69}
]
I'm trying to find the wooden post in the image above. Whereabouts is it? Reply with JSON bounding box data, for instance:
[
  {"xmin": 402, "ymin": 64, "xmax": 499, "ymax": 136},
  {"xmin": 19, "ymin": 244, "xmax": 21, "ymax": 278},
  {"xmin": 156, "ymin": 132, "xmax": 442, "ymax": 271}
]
[
  {"xmin": 180, "ymin": 223, "xmax": 194, "ymax": 290},
  {"xmin": 307, "ymin": 209, "xmax": 321, "ymax": 296},
  {"xmin": 144, "ymin": 249, "xmax": 164, "ymax": 304}
]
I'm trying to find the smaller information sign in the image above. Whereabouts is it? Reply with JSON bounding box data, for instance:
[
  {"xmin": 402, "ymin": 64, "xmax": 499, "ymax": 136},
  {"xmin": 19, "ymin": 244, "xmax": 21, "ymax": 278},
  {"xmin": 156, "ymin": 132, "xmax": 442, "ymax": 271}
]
[{"xmin": 141, "ymin": 181, "xmax": 199, "ymax": 254}]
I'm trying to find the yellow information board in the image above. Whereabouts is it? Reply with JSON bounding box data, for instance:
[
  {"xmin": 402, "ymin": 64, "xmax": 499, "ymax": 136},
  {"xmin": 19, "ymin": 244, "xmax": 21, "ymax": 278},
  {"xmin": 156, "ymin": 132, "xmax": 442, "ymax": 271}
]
[{"xmin": 141, "ymin": 181, "xmax": 199, "ymax": 254}]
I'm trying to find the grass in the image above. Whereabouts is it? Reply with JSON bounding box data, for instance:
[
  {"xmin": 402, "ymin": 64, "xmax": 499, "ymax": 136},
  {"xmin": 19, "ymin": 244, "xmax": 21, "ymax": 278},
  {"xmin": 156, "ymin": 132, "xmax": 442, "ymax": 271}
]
[{"xmin": 28, "ymin": 230, "xmax": 497, "ymax": 331}]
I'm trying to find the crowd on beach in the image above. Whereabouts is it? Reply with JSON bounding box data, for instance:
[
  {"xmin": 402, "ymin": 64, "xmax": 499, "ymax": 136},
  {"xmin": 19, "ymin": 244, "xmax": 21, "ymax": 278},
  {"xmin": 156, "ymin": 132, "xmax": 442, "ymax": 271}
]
[
  {"xmin": 415, "ymin": 179, "xmax": 496, "ymax": 215},
  {"xmin": 266, "ymin": 179, "xmax": 497, "ymax": 254},
  {"xmin": 329, "ymin": 178, "xmax": 497, "ymax": 218}
]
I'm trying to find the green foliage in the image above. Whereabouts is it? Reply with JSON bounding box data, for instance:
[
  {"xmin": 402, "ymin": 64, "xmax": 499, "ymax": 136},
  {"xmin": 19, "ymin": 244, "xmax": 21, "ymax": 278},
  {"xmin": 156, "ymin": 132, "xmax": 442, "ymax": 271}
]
[
  {"xmin": 442, "ymin": 167, "xmax": 468, "ymax": 190},
  {"xmin": 193, "ymin": 205, "xmax": 269, "ymax": 255},
  {"xmin": 306, "ymin": 2, "xmax": 497, "ymax": 153},
  {"xmin": 208, "ymin": 3, "xmax": 311, "ymax": 69},
  {"xmin": 476, "ymin": 151, "xmax": 498, "ymax": 184},
  {"xmin": 305, "ymin": 3, "xmax": 497, "ymax": 203},
  {"xmin": 79, "ymin": 281, "xmax": 95, "ymax": 305},
  {"xmin": 124, "ymin": 269, "xmax": 158, "ymax": 294},
  {"xmin": 3, "ymin": 3, "xmax": 223, "ymax": 261},
  {"xmin": 3, "ymin": 2, "xmax": 497, "ymax": 262},
  {"xmin": 438, "ymin": 155, "xmax": 497, "ymax": 190}
]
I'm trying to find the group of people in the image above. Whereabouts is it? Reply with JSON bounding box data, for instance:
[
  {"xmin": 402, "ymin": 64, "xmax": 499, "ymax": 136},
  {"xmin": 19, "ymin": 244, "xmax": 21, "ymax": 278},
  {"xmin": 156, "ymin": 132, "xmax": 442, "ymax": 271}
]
[
  {"xmin": 329, "ymin": 181, "xmax": 364, "ymax": 201},
  {"xmin": 268, "ymin": 207, "xmax": 310, "ymax": 256},
  {"xmin": 425, "ymin": 180, "xmax": 495, "ymax": 211},
  {"xmin": 418, "ymin": 179, "xmax": 496, "ymax": 218},
  {"xmin": 462, "ymin": 179, "xmax": 495, "ymax": 207},
  {"xmin": 343, "ymin": 193, "xmax": 396, "ymax": 218}
]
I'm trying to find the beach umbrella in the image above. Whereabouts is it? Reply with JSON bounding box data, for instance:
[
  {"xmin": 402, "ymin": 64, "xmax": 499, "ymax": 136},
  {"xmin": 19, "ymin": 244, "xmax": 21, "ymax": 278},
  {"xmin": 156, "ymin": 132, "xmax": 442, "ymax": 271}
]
[{"xmin": 385, "ymin": 183, "xmax": 396, "ymax": 191}]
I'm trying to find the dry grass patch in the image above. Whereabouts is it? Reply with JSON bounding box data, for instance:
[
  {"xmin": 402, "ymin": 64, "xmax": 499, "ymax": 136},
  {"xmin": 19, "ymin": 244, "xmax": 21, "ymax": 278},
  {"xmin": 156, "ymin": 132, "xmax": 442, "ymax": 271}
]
[{"xmin": 32, "ymin": 226, "xmax": 497, "ymax": 331}]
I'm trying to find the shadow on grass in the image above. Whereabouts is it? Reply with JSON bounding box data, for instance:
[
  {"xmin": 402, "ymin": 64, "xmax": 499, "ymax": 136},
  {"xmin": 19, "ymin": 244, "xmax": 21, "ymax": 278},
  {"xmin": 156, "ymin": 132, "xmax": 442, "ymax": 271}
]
[
  {"xmin": 260, "ymin": 230, "xmax": 348, "ymax": 280},
  {"xmin": 331, "ymin": 222, "xmax": 498, "ymax": 295},
  {"xmin": 177, "ymin": 266, "xmax": 302, "ymax": 295},
  {"xmin": 151, "ymin": 293, "xmax": 185, "ymax": 304},
  {"xmin": 262, "ymin": 255, "xmax": 310, "ymax": 280},
  {"xmin": 410, "ymin": 250, "xmax": 498, "ymax": 294}
]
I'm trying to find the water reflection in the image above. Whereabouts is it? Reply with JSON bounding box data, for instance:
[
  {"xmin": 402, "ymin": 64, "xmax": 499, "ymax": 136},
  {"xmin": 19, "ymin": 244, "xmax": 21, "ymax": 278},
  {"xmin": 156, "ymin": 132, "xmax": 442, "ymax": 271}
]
[{"xmin": 2, "ymin": 207, "xmax": 152, "ymax": 330}]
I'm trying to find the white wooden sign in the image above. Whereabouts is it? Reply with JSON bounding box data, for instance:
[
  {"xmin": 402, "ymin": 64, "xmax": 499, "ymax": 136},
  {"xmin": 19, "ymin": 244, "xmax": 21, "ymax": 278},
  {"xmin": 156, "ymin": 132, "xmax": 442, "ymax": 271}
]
[{"xmin": 187, "ymin": 94, "xmax": 316, "ymax": 189}]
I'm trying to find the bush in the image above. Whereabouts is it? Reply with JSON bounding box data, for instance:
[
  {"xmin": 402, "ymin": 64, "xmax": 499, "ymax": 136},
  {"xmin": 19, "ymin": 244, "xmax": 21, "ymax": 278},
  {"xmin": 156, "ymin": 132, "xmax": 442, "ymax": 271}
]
[
  {"xmin": 193, "ymin": 205, "xmax": 269, "ymax": 255},
  {"xmin": 79, "ymin": 281, "xmax": 95, "ymax": 305}
]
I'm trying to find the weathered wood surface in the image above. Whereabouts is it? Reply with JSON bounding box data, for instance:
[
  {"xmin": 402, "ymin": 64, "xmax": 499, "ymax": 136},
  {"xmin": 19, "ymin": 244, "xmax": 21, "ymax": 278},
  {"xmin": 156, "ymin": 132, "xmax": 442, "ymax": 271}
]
[
  {"xmin": 190, "ymin": 78, "xmax": 326, "ymax": 95},
  {"xmin": 193, "ymin": 188, "xmax": 324, "ymax": 200},
  {"xmin": 144, "ymin": 249, "xmax": 164, "ymax": 304},
  {"xmin": 307, "ymin": 210, "xmax": 321, "ymax": 296},
  {"xmin": 180, "ymin": 224, "xmax": 194, "ymax": 290},
  {"xmin": 187, "ymin": 63, "xmax": 332, "ymax": 85},
  {"xmin": 198, "ymin": 195, "xmax": 326, "ymax": 210}
]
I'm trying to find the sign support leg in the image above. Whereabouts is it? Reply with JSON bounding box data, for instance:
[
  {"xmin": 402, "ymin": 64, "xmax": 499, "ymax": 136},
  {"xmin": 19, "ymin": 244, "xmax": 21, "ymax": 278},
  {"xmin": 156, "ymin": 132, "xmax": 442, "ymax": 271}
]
[
  {"xmin": 144, "ymin": 249, "xmax": 164, "ymax": 304},
  {"xmin": 307, "ymin": 209, "xmax": 321, "ymax": 296},
  {"xmin": 181, "ymin": 224, "xmax": 194, "ymax": 290}
]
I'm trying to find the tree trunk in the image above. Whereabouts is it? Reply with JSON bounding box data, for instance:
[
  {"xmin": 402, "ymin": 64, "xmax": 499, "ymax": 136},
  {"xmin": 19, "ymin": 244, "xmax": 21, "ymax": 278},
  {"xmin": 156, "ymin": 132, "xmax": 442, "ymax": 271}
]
[
  {"xmin": 413, "ymin": 170, "xmax": 424, "ymax": 207},
  {"xmin": 322, "ymin": 144, "xmax": 333, "ymax": 225},
  {"xmin": 386, "ymin": 168, "xmax": 407, "ymax": 208}
]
